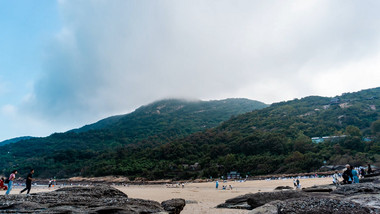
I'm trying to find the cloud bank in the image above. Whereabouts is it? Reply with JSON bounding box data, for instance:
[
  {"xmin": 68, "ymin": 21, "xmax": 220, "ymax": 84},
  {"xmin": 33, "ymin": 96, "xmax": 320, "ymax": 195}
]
[{"xmin": 26, "ymin": 0, "xmax": 380, "ymax": 126}]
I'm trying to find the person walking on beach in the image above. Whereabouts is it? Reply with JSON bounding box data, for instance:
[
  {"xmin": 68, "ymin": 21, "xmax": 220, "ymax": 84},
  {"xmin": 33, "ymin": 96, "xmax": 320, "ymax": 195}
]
[
  {"xmin": 5, "ymin": 170, "xmax": 17, "ymax": 195},
  {"xmin": 216, "ymin": 180, "xmax": 219, "ymax": 189},
  {"xmin": 20, "ymin": 169, "xmax": 34, "ymax": 195}
]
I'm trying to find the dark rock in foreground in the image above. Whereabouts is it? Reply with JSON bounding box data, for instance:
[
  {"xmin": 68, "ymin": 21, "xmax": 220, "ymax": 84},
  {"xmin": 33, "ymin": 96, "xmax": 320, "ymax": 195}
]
[
  {"xmin": 161, "ymin": 198, "xmax": 186, "ymax": 214},
  {"xmin": 0, "ymin": 185, "xmax": 185, "ymax": 213},
  {"xmin": 272, "ymin": 197, "xmax": 375, "ymax": 214},
  {"xmin": 219, "ymin": 183, "xmax": 380, "ymax": 213},
  {"xmin": 217, "ymin": 191, "xmax": 308, "ymax": 210},
  {"xmin": 331, "ymin": 183, "xmax": 380, "ymax": 195}
]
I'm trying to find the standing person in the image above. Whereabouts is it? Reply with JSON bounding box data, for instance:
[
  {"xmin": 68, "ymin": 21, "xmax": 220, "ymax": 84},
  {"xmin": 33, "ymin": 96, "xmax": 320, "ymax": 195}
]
[
  {"xmin": 342, "ymin": 164, "xmax": 353, "ymax": 184},
  {"xmin": 48, "ymin": 178, "xmax": 52, "ymax": 189},
  {"xmin": 367, "ymin": 164, "xmax": 373, "ymax": 174},
  {"xmin": 332, "ymin": 171, "xmax": 340, "ymax": 186},
  {"xmin": 296, "ymin": 178, "xmax": 300, "ymax": 189},
  {"xmin": 351, "ymin": 166, "xmax": 359, "ymax": 184},
  {"xmin": 215, "ymin": 180, "xmax": 219, "ymax": 189},
  {"xmin": 20, "ymin": 169, "xmax": 34, "ymax": 195},
  {"xmin": 5, "ymin": 170, "xmax": 17, "ymax": 195}
]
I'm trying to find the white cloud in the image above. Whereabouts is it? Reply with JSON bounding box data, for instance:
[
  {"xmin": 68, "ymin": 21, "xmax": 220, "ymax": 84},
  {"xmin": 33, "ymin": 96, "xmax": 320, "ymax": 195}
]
[{"xmin": 23, "ymin": 0, "xmax": 380, "ymax": 126}]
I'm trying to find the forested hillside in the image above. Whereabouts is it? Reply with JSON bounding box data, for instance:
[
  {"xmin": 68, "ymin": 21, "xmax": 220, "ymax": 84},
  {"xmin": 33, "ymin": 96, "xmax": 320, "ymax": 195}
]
[
  {"xmin": 81, "ymin": 87, "xmax": 380, "ymax": 180},
  {"xmin": 1, "ymin": 88, "xmax": 380, "ymax": 180},
  {"xmin": 0, "ymin": 98, "xmax": 267, "ymax": 177}
]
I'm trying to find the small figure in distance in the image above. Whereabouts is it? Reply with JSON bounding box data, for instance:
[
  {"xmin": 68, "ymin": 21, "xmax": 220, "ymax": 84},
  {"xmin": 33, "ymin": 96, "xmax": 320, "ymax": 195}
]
[
  {"xmin": 20, "ymin": 169, "xmax": 35, "ymax": 195},
  {"xmin": 367, "ymin": 163, "xmax": 373, "ymax": 174},
  {"xmin": 48, "ymin": 178, "xmax": 53, "ymax": 189}
]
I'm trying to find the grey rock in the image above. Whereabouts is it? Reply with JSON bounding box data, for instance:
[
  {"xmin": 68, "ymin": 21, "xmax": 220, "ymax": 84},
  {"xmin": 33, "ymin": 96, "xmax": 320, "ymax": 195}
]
[
  {"xmin": 302, "ymin": 185, "xmax": 334, "ymax": 192},
  {"xmin": 274, "ymin": 186, "xmax": 293, "ymax": 191},
  {"xmin": 0, "ymin": 185, "xmax": 183, "ymax": 213},
  {"xmin": 248, "ymin": 203, "xmax": 278, "ymax": 214},
  {"xmin": 161, "ymin": 198, "xmax": 185, "ymax": 214},
  {"xmin": 331, "ymin": 183, "xmax": 380, "ymax": 195},
  {"xmin": 247, "ymin": 191, "xmax": 309, "ymax": 209},
  {"xmin": 275, "ymin": 196, "xmax": 377, "ymax": 214}
]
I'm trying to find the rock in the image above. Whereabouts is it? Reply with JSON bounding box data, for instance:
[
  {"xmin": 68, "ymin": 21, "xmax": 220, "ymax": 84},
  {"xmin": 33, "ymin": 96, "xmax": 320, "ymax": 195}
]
[
  {"xmin": 347, "ymin": 194, "xmax": 380, "ymax": 210},
  {"xmin": 360, "ymin": 175, "xmax": 380, "ymax": 183},
  {"xmin": 274, "ymin": 196, "xmax": 377, "ymax": 213},
  {"xmin": 216, "ymin": 193, "xmax": 255, "ymax": 209},
  {"xmin": 0, "ymin": 185, "xmax": 184, "ymax": 213},
  {"xmin": 302, "ymin": 184, "xmax": 334, "ymax": 192},
  {"xmin": 247, "ymin": 190, "xmax": 308, "ymax": 209},
  {"xmin": 248, "ymin": 203, "xmax": 278, "ymax": 214},
  {"xmin": 217, "ymin": 191, "xmax": 308, "ymax": 210},
  {"xmin": 364, "ymin": 172, "xmax": 380, "ymax": 178},
  {"xmin": 274, "ymin": 186, "xmax": 293, "ymax": 190},
  {"xmin": 161, "ymin": 198, "xmax": 186, "ymax": 214},
  {"xmin": 331, "ymin": 183, "xmax": 380, "ymax": 195}
]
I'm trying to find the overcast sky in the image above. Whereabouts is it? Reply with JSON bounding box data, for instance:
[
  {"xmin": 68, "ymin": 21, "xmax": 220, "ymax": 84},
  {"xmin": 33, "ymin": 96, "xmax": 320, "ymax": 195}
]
[{"xmin": 1, "ymin": 0, "xmax": 380, "ymax": 141}]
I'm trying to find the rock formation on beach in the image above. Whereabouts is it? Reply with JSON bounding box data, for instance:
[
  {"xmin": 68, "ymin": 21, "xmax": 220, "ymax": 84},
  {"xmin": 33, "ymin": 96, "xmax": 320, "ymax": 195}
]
[
  {"xmin": 0, "ymin": 185, "xmax": 185, "ymax": 213},
  {"xmin": 217, "ymin": 175, "xmax": 380, "ymax": 214}
]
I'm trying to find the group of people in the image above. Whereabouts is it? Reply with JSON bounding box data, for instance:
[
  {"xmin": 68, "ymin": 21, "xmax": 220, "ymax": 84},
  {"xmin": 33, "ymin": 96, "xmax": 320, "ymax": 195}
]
[
  {"xmin": 340, "ymin": 164, "xmax": 373, "ymax": 184},
  {"xmin": 2, "ymin": 169, "xmax": 35, "ymax": 195}
]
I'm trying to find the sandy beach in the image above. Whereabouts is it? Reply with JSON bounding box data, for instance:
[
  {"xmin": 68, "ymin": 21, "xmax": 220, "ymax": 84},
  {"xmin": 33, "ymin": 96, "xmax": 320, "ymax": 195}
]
[
  {"xmin": 118, "ymin": 177, "xmax": 333, "ymax": 214},
  {"xmin": 3, "ymin": 177, "xmax": 333, "ymax": 214}
]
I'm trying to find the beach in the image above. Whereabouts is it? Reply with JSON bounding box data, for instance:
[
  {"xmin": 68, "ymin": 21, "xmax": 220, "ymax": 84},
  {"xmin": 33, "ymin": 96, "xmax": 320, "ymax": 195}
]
[
  {"xmin": 118, "ymin": 177, "xmax": 333, "ymax": 214},
  {"xmin": 3, "ymin": 177, "xmax": 333, "ymax": 213}
]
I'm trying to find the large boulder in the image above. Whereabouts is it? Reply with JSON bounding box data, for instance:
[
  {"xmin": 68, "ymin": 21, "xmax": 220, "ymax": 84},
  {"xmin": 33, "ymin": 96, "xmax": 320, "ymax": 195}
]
[
  {"xmin": 247, "ymin": 190, "xmax": 309, "ymax": 209},
  {"xmin": 217, "ymin": 191, "xmax": 308, "ymax": 210},
  {"xmin": 0, "ymin": 185, "xmax": 185, "ymax": 213},
  {"xmin": 161, "ymin": 198, "xmax": 186, "ymax": 214}
]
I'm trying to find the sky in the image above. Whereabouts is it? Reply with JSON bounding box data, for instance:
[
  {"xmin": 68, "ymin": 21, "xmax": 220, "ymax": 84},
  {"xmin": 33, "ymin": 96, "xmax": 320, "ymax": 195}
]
[{"xmin": 1, "ymin": 0, "xmax": 380, "ymax": 141}]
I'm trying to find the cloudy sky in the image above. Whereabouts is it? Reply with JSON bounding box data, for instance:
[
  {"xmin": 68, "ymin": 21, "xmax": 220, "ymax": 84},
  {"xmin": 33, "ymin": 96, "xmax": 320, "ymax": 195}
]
[{"xmin": 1, "ymin": 0, "xmax": 380, "ymax": 141}]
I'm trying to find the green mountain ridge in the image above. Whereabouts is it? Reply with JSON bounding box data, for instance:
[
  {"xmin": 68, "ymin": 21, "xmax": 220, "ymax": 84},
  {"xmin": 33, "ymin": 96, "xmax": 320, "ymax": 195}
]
[
  {"xmin": 81, "ymin": 87, "xmax": 380, "ymax": 179},
  {"xmin": 1, "ymin": 88, "xmax": 379, "ymax": 180},
  {"xmin": 0, "ymin": 98, "xmax": 267, "ymax": 177}
]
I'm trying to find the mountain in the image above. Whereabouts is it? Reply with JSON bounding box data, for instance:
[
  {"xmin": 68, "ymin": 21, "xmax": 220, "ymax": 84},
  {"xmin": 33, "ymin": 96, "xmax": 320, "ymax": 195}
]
[
  {"xmin": 0, "ymin": 136, "xmax": 34, "ymax": 147},
  {"xmin": 0, "ymin": 98, "xmax": 267, "ymax": 177},
  {"xmin": 80, "ymin": 87, "xmax": 380, "ymax": 180},
  {"xmin": 2, "ymin": 88, "xmax": 379, "ymax": 180}
]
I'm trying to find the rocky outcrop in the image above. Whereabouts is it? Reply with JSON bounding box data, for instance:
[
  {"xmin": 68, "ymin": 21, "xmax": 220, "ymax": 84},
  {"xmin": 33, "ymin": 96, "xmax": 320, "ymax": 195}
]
[
  {"xmin": 331, "ymin": 183, "xmax": 380, "ymax": 195},
  {"xmin": 273, "ymin": 196, "xmax": 375, "ymax": 214},
  {"xmin": 217, "ymin": 191, "xmax": 308, "ymax": 210},
  {"xmin": 216, "ymin": 193, "xmax": 253, "ymax": 209},
  {"xmin": 219, "ymin": 183, "xmax": 380, "ymax": 213},
  {"xmin": 0, "ymin": 185, "xmax": 185, "ymax": 213}
]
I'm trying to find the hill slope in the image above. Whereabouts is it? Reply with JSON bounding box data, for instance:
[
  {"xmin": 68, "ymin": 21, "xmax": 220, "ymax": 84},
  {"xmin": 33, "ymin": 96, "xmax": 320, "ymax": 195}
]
[
  {"xmin": 0, "ymin": 98, "xmax": 267, "ymax": 177},
  {"xmin": 82, "ymin": 87, "xmax": 380, "ymax": 179}
]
